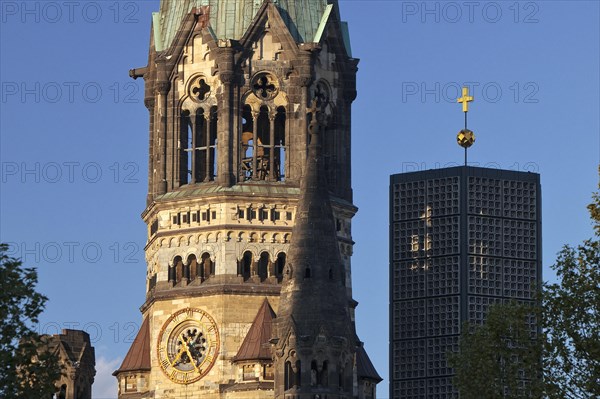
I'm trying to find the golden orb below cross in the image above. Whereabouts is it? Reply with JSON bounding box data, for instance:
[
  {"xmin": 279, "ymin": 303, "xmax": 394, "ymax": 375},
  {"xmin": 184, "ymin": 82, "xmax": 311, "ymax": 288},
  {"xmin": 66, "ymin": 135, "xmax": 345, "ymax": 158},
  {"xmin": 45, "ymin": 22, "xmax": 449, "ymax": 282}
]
[{"xmin": 457, "ymin": 129, "xmax": 475, "ymax": 148}]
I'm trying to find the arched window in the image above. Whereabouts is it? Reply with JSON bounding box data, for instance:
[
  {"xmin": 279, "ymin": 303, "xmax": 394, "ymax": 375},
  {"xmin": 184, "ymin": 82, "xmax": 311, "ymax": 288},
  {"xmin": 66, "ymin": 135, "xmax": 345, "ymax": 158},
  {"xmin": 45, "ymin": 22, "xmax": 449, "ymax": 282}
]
[
  {"xmin": 255, "ymin": 106, "xmax": 270, "ymax": 180},
  {"xmin": 148, "ymin": 274, "xmax": 157, "ymax": 291},
  {"xmin": 180, "ymin": 111, "xmax": 192, "ymax": 184},
  {"xmin": 240, "ymin": 251, "xmax": 252, "ymax": 281},
  {"xmin": 311, "ymin": 360, "xmax": 318, "ymax": 386},
  {"xmin": 285, "ymin": 360, "xmax": 301, "ymax": 388},
  {"xmin": 276, "ymin": 253, "xmax": 286, "ymax": 283},
  {"xmin": 201, "ymin": 253, "xmax": 213, "ymax": 281},
  {"xmin": 173, "ymin": 256, "xmax": 183, "ymax": 284},
  {"xmin": 240, "ymin": 103, "xmax": 286, "ymax": 182},
  {"xmin": 183, "ymin": 258, "xmax": 190, "ymax": 282},
  {"xmin": 181, "ymin": 107, "xmax": 218, "ymax": 185},
  {"xmin": 187, "ymin": 255, "xmax": 197, "ymax": 282},
  {"xmin": 258, "ymin": 252, "xmax": 269, "ymax": 281},
  {"xmin": 274, "ymin": 106, "xmax": 286, "ymax": 180},
  {"xmin": 169, "ymin": 256, "xmax": 183, "ymax": 284},
  {"xmin": 208, "ymin": 106, "xmax": 218, "ymax": 180},
  {"xmin": 319, "ymin": 360, "xmax": 328, "ymax": 386},
  {"xmin": 168, "ymin": 262, "xmax": 174, "ymax": 284},
  {"xmin": 240, "ymin": 106, "xmax": 254, "ymax": 180},
  {"xmin": 284, "ymin": 361, "xmax": 293, "ymax": 390}
]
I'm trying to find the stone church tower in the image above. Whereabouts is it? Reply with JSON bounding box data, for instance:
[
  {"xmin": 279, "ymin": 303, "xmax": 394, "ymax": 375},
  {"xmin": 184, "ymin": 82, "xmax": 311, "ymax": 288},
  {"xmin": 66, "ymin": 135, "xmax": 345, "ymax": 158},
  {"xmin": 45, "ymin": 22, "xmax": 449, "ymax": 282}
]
[
  {"xmin": 49, "ymin": 329, "xmax": 96, "ymax": 399},
  {"xmin": 114, "ymin": 1, "xmax": 380, "ymax": 398}
]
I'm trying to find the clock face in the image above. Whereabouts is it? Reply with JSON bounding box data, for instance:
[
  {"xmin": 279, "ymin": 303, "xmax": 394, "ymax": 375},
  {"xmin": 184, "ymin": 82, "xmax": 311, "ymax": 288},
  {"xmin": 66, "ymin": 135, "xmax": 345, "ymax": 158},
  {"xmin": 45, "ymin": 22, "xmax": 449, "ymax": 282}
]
[{"xmin": 157, "ymin": 308, "xmax": 219, "ymax": 384}]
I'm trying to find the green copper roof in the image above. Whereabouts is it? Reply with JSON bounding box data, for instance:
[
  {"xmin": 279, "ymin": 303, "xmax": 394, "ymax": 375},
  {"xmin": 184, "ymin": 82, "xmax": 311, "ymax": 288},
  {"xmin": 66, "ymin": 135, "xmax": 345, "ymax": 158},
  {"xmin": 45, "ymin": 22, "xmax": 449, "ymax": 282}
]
[{"xmin": 155, "ymin": 0, "xmax": 338, "ymax": 51}]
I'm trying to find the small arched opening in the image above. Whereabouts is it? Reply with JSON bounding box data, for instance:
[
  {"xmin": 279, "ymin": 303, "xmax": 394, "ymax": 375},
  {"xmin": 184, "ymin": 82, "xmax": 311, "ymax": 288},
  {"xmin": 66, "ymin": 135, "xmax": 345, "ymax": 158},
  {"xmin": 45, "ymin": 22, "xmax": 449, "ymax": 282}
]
[
  {"xmin": 240, "ymin": 251, "xmax": 252, "ymax": 281},
  {"xmin": 274, "ymin": 106, "xmax": 286, "ymax": 180},
  {"xmin": 276, "ymin": 252, "xmax": 286, "ymax": 283},
  {"xmin": 170, "ymin": 256, "xmax": 184, "ymax": 285},
  {"xmin": 186, "ymin": 254, "xmax": 196, "ymax": 282},
  {"xmin": 258, "ymin": 252, "xmax": 269, "ymax": 281},
  {"xmin": 200, "ymin": 252, "xmax": 213, "ymax": 281}
]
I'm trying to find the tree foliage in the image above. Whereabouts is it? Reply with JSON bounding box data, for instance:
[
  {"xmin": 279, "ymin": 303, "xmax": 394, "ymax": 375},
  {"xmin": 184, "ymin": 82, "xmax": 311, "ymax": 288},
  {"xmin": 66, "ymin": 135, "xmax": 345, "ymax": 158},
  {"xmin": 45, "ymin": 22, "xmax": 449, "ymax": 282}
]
[
  {"xmin": 0, "ymin": 243, "xmax": 63, "ymax": 398},
  {"xmin": 448, "ymin": 301, "xmax": 544, "ymax": 399},
  {"xmin": 542, "ymin": 172, "xmax": 600, "ymax": 399}
]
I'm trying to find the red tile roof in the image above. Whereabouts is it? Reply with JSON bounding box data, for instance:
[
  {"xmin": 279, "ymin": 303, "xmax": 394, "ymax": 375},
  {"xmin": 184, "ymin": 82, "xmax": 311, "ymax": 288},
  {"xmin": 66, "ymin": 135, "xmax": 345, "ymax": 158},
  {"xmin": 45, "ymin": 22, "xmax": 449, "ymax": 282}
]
[
  {"xmin": 113, "ymin": 317, "xmax": 151, "ymax": 375},
  {"xmin": 234, "ymin": 299, "xmax": 276, "ymax": 362}
]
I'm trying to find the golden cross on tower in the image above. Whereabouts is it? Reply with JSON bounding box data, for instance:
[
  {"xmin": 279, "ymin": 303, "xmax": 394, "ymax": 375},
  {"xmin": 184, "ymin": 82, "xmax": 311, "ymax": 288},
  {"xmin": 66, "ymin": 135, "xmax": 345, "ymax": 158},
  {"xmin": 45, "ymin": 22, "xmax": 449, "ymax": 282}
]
[
  {"xmin": 457, "ymin": 87, "xmax": 474, "ymax": 113},
  {"xmin": 456, "ymin": 86, "xmax": 476, "ymax": 165}
]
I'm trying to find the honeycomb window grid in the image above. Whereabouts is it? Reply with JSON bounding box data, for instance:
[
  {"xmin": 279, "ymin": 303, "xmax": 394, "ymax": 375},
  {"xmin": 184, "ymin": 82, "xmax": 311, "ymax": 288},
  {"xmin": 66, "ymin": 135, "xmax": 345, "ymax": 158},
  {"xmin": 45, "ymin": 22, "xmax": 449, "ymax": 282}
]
[
  {"xmin": 393, "ymin": 299, "xmax": 427, "ymax": 339},
  {"xmin": 394, "ymin": 260, "xmax": 427, "ymax": 299},
  {"xmin": 468, "ymin": 256, "xmax": 503, "ymax": 296},
  {"xmin": 394, "ymin": 340, "xmax": 426, "ymax": 379},
  {"xmin": 397, "ymin": 380, "xmax": 426, "ymax": 399},
  {"xmin": 427, "ymin": 336, "xmax": 459, "ymax": 377},
  {"xmin": 427, "ymin": 377, "xmax": 458, "ymax": 399},
  {"xmin": 468, "ymin": 295, "xmax": 503, "ymax": 325},
  {"xmin": 468, "ymin": 216, "xmax": 503, "ymax": 256},
  {"xmin": 503, "ymin": 259, "xmax": 538, "ymax": 299},
  {"xmin": 426, "ymin": 296, "xmax": 460, "ymax": 336},
  {"xmin": 468, "ymin": 176, "xmax": 502, "ymax": 217},
  {"xmin": 503, "ymin": 220, "xmax": 537, "ymax": 260},
  {"xmin": 427, "ymin": 257, "xmax": 460, "ymax": 297}
]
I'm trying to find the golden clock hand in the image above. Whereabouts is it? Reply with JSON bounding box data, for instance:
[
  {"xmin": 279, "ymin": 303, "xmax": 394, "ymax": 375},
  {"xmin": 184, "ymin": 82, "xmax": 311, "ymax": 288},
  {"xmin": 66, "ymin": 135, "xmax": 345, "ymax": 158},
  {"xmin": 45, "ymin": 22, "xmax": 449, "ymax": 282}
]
[
  {"xmin": 183, "ymin": 345, "xmax": 200, "ymax": 373},
  {"xmin": 170, "ymin": 333, "xmax": 189, "ymax": 366},
  {"xmin": 170, "ymin": 345, "xmax": 186, "ymax": 366},
  {"xmin": 181, "ymin": 332, "xmax": 202, "ymax": 373}
]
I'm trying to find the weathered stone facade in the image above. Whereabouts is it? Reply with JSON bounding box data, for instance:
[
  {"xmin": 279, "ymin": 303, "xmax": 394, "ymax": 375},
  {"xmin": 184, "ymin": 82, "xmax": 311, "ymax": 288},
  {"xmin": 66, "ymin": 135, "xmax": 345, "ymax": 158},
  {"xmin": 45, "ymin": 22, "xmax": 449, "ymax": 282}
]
[
  {"xmin": 49, "ymin": 329, "xmax": 96, "ymax": 399},
  {"xmin": 114, "ymin": 1, "xmax": 379, "ymax": 398}
]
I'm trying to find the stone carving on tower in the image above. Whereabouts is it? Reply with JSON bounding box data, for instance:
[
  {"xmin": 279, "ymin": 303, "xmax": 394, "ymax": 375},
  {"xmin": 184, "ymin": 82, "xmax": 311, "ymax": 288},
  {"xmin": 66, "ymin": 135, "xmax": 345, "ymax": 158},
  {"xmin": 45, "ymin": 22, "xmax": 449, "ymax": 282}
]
[
  {"xmin": 114, "ymin": 1, "xmax": 380, "ymax": 398},
  {"xmin": 48, "ymin": 329, "xmax": 96, "ymax": 399}
]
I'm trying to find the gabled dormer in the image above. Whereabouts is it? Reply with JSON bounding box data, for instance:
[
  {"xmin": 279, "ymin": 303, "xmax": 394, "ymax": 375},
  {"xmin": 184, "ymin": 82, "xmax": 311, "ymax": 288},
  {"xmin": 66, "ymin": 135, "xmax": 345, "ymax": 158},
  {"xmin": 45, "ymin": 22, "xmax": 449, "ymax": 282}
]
[{"xmin": 227, "ymin": 299, "xmax": 277, "ymax": 393}]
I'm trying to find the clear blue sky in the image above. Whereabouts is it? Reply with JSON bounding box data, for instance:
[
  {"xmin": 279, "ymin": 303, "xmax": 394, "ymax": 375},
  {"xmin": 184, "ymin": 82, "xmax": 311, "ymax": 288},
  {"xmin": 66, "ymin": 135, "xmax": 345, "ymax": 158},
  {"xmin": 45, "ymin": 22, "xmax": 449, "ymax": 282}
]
[{"xmin": 1, "ymin": 1, "xmax": 598, "ymax": 398}]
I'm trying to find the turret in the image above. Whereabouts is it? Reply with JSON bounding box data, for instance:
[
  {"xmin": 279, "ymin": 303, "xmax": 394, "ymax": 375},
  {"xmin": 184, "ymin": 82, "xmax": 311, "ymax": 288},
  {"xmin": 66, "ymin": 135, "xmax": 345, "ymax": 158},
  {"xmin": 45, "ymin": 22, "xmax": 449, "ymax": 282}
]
[{"xmin": 272, "ymin": 101, "xmax": 356, "ymax": 399}]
